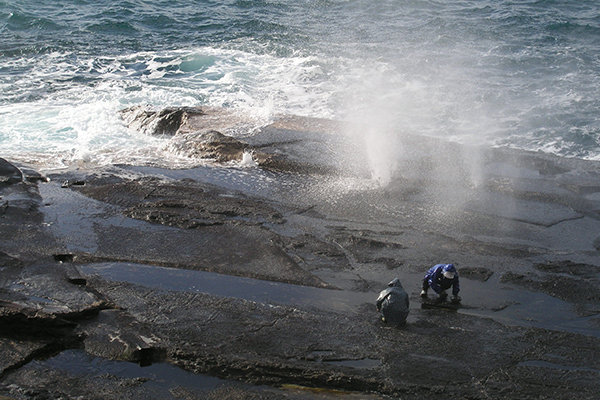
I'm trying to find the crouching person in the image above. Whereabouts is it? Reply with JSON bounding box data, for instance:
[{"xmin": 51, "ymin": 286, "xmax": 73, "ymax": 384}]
[
  {"xmin": 420, "ymin": 263, "xmax": 461, "ymax": 303},
  {"xmin": 376, "ymin": 278, "xmax": 410, "ymax": 326}
]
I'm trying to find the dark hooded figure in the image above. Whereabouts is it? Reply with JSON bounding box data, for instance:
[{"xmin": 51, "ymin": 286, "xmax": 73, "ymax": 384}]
[{"xmin": 376, "ymin": 278, "xmax": 410, "ymax": 326}]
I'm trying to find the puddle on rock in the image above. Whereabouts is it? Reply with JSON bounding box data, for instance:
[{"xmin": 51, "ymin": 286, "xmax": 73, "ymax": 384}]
[
  {"xmin": 306, "ymin": 351, "xmax": 381, "ymax": 369},
  {"xmin": 78, "ymin": 262, "xmax": 600, "ymax": 337},
  {"xmin": 24, "ymin": 349, "xmax": 385, "ymax": 399},
  {"xmin": 79, "ymin": 262, "xmax": 375, "ymax": 314},
  {"xmin": 324, "ymin": 358, "xmax": 382, "ymax": 369},
  {"xmin": 452, "ymin": 274, "xmax": 600, "ymax": 338},
  {"xmin": 29, "ymin": 349, "xmax": 225, "ymax": 393}
]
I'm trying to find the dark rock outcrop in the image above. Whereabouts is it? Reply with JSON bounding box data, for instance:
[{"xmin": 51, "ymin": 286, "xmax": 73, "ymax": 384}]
[
  {"xmin": 0, "ymin": 257, "xmax": 112, "ymax": 378},
  {"xmin": 168, "ymin": 129, "xmax": 250, "ymax": 163},
  {"xmin": 120, "ymin": 106, "xmax": 344, "ymax": 174},
  {"xmin": 501, "ymin": 260, "xmax": 600, "ymax": 316},
  {"xmin": 119, "ymin": 105, "xmax": 205, "ymax": 136},
  {"xmin": 82, "ymin": 309, "xmax": 166, "ymax": 366},
  {"xmin": 0, "ymin": 158, "xmax": 22, "ymax": 186}
]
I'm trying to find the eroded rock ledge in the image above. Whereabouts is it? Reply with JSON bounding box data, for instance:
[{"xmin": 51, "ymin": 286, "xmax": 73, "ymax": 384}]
[{"xmin": 120, "ymin": 105, "xmax": 345, "ymax": 174}]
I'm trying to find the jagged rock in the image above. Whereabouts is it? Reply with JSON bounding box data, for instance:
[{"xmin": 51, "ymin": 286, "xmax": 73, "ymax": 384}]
[
  {"xmin": 19, "ymin": 168, "xmax": 48, "ymax": 183},
  {"xmin": 64, "ymin": 174, "xmax": 334, "ymax": 289},
  {"xmin": 168, "ymin": 126, "xmax": 330, "ymax": 173},
  {"xmin": 82, "ymin": 309, "xmax": 165, "ymax": 366},
  {"xmin": 0, "ymin": 258, "xmax": 112, "ymax": 337},
  {"xmin": 0, "ymin": 256, "xmax": 113, "ymax": 381},
  {"xmin": 2, "ymin": 106, "xmax": 600, "ymax": 399},
  {"xmin": 119, "ymin": 106, "xmax": 343, "ymax": 174},
  {"xmin": 0, "ymin": 158, "xmax": 22, "ymax": 186},
  {"xmin": 328, "ymin": 230, "xmax": 405, "ymax": 265},
  {"xmin": 271, "ymin": 233, "xmax": 350, "ymax": 272},
  {"xmin": 73, "ymin": 175, "xmax": 286, "ymax": 227},
  {"xmin": 0, "ymin": 336, "xmax": 53, "ymax": 377},
  {"xmin": 119, "ymin": 105, "xmax": 205, "ymax": 136},
  {"xmin": 0, "ymin": 303, "xmax": 78, "ymax": 337},
  {"xmin": 168, "ymin": 130, "xmax": 249, "ymax": 162}
]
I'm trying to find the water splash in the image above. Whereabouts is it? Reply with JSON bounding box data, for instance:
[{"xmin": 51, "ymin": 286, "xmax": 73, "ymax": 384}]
[
  {"xmin": 239, "ymin": 150, "xmax": 258, "ymax": 168},
  {"xmin": 340, "ymin": 66, "xmax": 408, "ymax": 187},
  {"xmin": 348, "ymin": 116, "xmax": 398, "ymax": 187}
]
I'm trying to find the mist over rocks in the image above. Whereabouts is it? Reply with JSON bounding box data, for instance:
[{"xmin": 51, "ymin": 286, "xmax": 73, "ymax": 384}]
[{"xmin": 2, "ymin": 105, "xmax": 600, "ymax": 400}]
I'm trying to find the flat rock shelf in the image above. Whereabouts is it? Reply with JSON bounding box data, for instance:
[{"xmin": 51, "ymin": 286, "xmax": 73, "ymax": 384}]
[{"xmin": 1, "ymin": 109, "xmax": 600, "ymax": 399}]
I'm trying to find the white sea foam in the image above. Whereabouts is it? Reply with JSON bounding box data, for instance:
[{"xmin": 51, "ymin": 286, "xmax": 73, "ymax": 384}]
[{"xmin": 0, "ymin": 47, "xmax": 339, "ymax": 169}]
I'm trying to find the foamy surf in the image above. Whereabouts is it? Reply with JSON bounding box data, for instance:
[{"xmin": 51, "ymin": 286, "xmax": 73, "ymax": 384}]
[
  {"xmin": 0, "ymin": 46, "xmax": 339, "ymax": 170},
  {"xmin": 3, "ymin": 0, "xmax": 600, "ymax": 176}
]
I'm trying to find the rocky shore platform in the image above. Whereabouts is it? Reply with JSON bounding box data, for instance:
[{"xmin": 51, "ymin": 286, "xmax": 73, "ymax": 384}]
[{"xmin": 1, "ymin": 107, "xmax": 600, "ymax": 399}]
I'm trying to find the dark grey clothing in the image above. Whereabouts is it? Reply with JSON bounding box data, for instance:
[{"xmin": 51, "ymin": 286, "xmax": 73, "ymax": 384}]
[{"xmin": 376, "ymin": 278, "xmax": 410, "ymax": 326}]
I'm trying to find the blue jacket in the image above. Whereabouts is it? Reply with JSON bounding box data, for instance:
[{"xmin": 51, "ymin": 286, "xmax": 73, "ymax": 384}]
[
  {"xmin": 424, "ymin": 264, "xmax": 460, "ymax": 295},
  {"xmin": 376, "ymin": 278, "xmax": 410, "ymax": 325}
]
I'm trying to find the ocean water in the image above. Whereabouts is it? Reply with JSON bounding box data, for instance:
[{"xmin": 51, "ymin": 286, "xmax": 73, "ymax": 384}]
[{"xmin": 1, "ymin": 0, "xmax": 600, "ymax": 171}]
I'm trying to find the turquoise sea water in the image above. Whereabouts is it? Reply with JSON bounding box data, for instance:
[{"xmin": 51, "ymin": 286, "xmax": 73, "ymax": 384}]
[{"xmin": 1, "ymin": 0, "xmax": 599, "ymax": 168}]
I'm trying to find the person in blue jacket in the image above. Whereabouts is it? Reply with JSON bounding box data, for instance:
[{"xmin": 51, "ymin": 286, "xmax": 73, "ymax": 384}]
[
  {"xmin": 376, "ymin": 278, "xmax": 410, "ymax": 326},
  {"xmin": 420, "ymin": 264, "xmax": 461, "ymax": 303}
]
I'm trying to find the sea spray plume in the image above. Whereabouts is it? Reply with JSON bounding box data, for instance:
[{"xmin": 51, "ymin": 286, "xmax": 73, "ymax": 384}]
[
  {"xmin": 331, "ymin": 86, "xmax": 496, "ymax": 233},
  {"xmin": 349, "ymin": 113, "xmax": 399, "ymax": 187},
  {"xmin": 240, "ymin": 150, "xmax": 258, "ymax": 168},
  {"xmin": 335, "ymin": 52, "xmax": 494, "ymax": 225},
  {"xmin": 342, "ymin": 71, "xmax": 403, "ymax": 187}
]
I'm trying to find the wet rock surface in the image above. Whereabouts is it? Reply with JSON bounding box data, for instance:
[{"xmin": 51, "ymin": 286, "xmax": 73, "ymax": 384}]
[
  {"xmin": 121, "ymin": 105, "xmax": 348, "ymax": 174},
  {"xmin": 1, "ymin": 108, "xmax": 600, "ymax": 399},
  {"xmin": 119, "ymin": 105, "xmax": 207, "ymax": 137}
]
